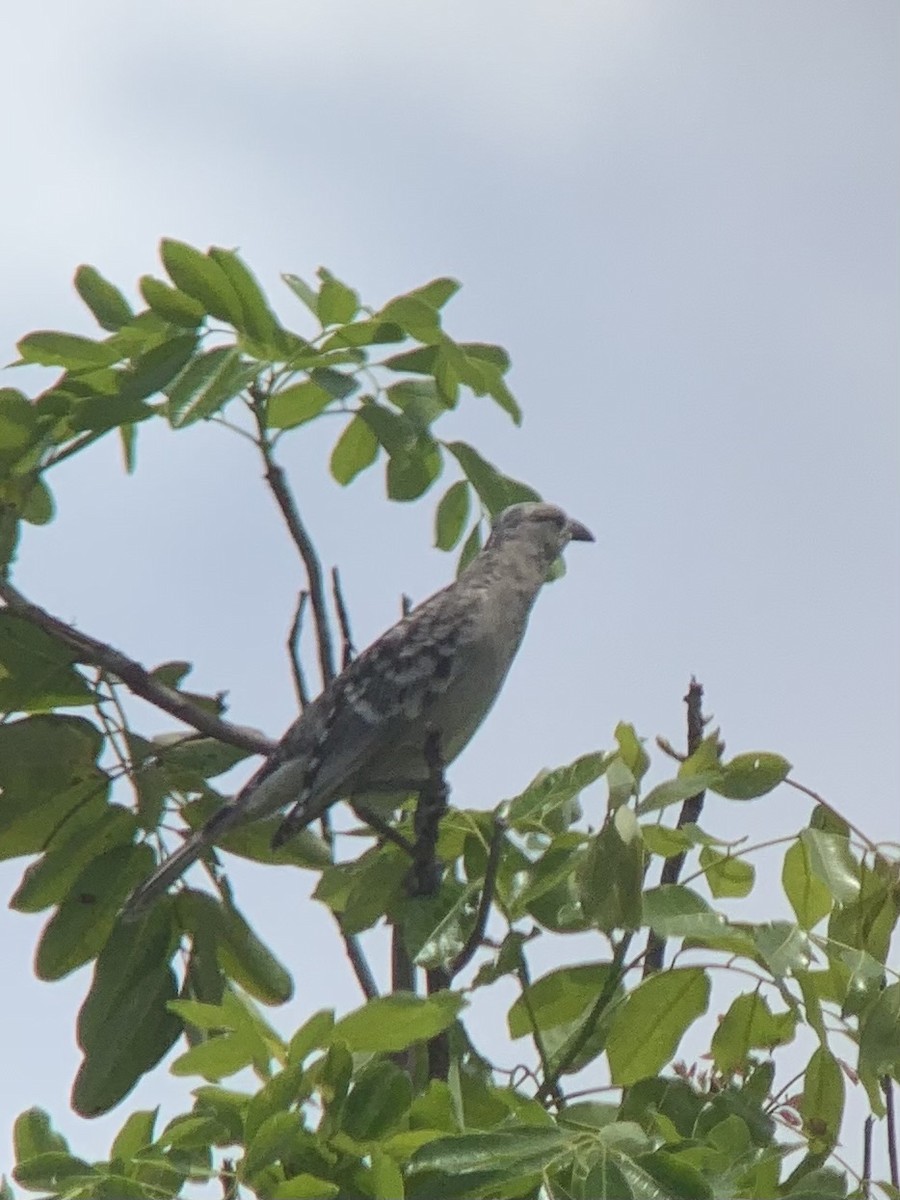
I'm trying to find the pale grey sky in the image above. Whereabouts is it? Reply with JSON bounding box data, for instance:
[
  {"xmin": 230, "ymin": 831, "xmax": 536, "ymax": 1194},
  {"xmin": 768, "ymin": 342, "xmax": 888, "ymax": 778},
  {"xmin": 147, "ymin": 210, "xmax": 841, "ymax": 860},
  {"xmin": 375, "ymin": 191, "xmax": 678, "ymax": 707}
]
[{"xmin": 1, "ymin": 0, "xmax": 897, "ymax": 1188}]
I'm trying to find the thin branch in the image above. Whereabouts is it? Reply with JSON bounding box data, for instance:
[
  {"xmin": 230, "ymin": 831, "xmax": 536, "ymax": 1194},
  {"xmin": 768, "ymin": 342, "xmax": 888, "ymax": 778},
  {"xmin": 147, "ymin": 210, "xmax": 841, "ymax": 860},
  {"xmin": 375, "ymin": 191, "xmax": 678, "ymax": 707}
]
[
  {"xmin": 785, "ymin": 777, "xmax": 882, "ymax": 857},
  {"xmin": 644, "ymin": 678, "xmax": 708, "ymax": 976},
  {"xmin": 249, "ymin": 394, "xmax": 337, "ymax": 689},
  {"xmin": 331, "ymin": 566, "xmax": 355, "ymax": 669},
  {"xmin": 0, "ymin": 580, "xmax": 274, "ymax": 755},
  {"xmin": 287, "ymin": 591, "xmax": 311, "ymax": 708},
  {"xmin": 450, "ymin": 817, "xmax": 507, "ymax": 978},
  {"xmin": 518, "ymin": 948, "xmax": 565, "ymax": 1109},
  {"xmin": 886, "ymin": 1074, "xmax": 899, "ymax": 1189},
  {"xmin": 538, "ymin": 932, "xmax": 633, "ymax": 1103},
  {"xmin": 342, "ymin": 930, "xmax": 380, "ymax": 1001},
  {"xmin": 862, "ymin": 1116, "xmax": 873, "ymax": 1199}
]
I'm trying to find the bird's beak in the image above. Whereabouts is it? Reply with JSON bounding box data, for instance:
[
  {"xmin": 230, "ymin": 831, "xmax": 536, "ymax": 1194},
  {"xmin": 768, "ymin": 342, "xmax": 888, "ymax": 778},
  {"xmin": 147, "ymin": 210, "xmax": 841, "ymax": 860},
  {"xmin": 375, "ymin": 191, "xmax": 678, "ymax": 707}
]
[{"xmin": 567, "ymin": 518, "xmax": 595, "ymax": 543}]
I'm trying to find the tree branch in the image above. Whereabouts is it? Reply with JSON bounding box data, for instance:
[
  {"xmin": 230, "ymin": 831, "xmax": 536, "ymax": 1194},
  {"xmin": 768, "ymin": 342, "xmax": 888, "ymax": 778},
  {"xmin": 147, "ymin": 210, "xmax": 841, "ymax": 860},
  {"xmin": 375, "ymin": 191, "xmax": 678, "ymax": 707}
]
[
  {"xmin": 643, "ymin": 677, "xmax": 708, "ymax": 976},
  {"xmin": 250, "ymin": 395, "xmax": 337, "ymax": 689},
  {"xmin": 331, "ymin": 566, "xmax": 355, "ymax": 669},
  {"xmin": 449, "ymin": 816, "xmax": 506, "ymax": 979},
  {"xmin": 287, "ymin": 590, "xmax": 311, "ymax": 709},
  {"xmin": 0, "ymin": 579, "xmax": 274, "ymax": 756}
]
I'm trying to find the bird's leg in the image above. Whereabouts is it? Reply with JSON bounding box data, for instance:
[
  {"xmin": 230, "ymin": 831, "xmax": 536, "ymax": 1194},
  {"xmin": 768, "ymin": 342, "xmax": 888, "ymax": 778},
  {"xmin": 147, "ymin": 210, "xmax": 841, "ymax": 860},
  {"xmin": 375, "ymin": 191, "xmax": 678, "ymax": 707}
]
[{"xmin": 406, "ymin": 727, "xmax": 449, "ymax": 898}]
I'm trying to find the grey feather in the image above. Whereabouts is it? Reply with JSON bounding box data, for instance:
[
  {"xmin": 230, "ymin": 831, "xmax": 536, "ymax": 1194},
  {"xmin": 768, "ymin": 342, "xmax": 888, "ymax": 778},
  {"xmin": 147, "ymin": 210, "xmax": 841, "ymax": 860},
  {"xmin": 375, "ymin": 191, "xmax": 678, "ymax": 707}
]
[{"xmin": 123, "ymin": 502, "xmax": 593, "ymax": 918}]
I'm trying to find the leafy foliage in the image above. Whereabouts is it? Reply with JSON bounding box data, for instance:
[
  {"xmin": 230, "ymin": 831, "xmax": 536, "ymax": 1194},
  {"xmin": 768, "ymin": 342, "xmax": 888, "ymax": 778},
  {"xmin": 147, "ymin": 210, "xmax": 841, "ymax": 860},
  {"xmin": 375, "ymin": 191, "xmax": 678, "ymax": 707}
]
[{"xmin": 0, "ymin": 244, "xmax": 897, "ymax": 1199}]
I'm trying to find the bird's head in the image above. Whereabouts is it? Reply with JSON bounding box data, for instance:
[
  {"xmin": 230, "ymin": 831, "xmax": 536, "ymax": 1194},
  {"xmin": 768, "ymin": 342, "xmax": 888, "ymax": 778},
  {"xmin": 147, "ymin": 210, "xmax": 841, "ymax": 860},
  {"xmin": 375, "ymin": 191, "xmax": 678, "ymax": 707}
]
[{"xmin": 484, "ymin": 502, "xmax": 594, "ymax": 575}]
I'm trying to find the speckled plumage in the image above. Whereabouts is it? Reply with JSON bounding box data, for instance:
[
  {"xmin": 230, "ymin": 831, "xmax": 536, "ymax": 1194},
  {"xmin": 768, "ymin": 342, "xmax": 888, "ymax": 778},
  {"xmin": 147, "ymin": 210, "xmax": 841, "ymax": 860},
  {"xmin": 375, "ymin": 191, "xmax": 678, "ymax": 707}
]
[{"xmin": 124, "ymin": 502, "xmax": 593, "ymax": 917}]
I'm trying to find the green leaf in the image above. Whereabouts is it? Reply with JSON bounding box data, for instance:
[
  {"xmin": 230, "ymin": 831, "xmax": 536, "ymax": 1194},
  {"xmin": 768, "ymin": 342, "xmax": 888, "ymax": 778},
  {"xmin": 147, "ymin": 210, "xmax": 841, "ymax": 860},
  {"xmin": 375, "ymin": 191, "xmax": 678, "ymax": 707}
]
[
  {"xmin": 13, "ymin": 1109, "xmax": 69, "ymax": 1160},
  {"xmin": 209, "ymin": 247, "xmax": 283, "ymax": 348},
  {"xmin": 0, "ymin": 388, "xmax": 37, "ymax": 452},
  {"xmin": 642, "ymin": 885, "xmax": 728, "ymax": 941},
  {"xmin": 380, "ymin": 296, "xmax": 443, "ymax": 342},
  {"xmin": 10, "ymin": 804, "xmax": 136, "ymax": 912},
  {"xmin": 457, "ymin": 520, "xmax": 482, "ymax": 573},
  {"xmin": 580, "ymin": 812, "xmax": 644, "ymax": 932},
  {"xmin": 73, "ymin": 909, "xmax": 182, "ymax": 1116},
  {"xmin": 507, "ymin": 964, "xmax": 613, "ymax": 1039},
  {"xmin": 359, "ymin": 401, "xmax": 417, "ymax": 456},
  {"xmin": 614, "ymin": 722, "xmax": 650, "ymax": 782},
  {"xmin": 287, "ymin": 1009, "xmax": 335, "ymax": 1066},
  {"xmin": 407, "ymin": 277, "xmax": 461, "ymax": 310},
  {"xmin": 35, "ymin": 844, "xmax": 157, "ymax": 980},
  {"xmin": 858, "ymin": 982, "xmax": 900, "ymax": 1101},
  {"xmin": 582, "ymin": 1155, "xmax": 634, "ymax": 1200},
  {"xmin": 17, "ymin": 330, "xmax": 121, "ymax": 369},
  {"xmin": 267, "ymin": 380, "xmax": 333, "ymax": 429},
  {"xmin": 139, "ymin": 275, "xmax": 207, "ymax": 327},
  {"xmin": 446, "ymin": 441, "xmax": 538, "ymax": 515},
  {"xmin": 434, "ymin": 480, "xmax": 471, "ymax": 551},
  {"xmin": 635, "ymin": 1150, "xmax": 713, "ymax": 1200},
  {"xmin": 272, "ymin": 1177, "xmax": 339, "ymax": 1200},
  {"xmin": 74, "ymin": 265, "xmax": 134, "ymax": 332},
  {"xmin": 310, "ymin": 366, "xmax": 359, "ymax": 400},
  {"xmin": 341, "ymin": 1059, "xmax": 413, "ymax": 1142},
  {"xmin": 0, "ymin": 714, "xmax": 107, "ymax": 858},
  {"xmin": 753, "ymin": 922, "xmax": 815, "ymax": 976},
  {"xmin": 386, "ymin": 436, "xmax": 443, "ymax": 501},
  {"xmin": 70, "ymin": 394, "xmax": 155, "ymax": 434},
  {"xmin": 607, "ymin": 968, "xmax": 710, "ymax": 1085},
  {"xmin": 713, "ymin": 752, "xmax": 791, "ymax": 799},
  {"xmin": 802, "ymin": 1045, "xmax": 844, "ymax": 1154},
  {"xmin": 109, "ymin": 1109, "xmax": 158, "ymax": 1162},
  {"xmin": 317, "ymin": 268, "xmax": 360, "ymax": 326},
  {"xmin": 699, "ymin": 846, "xmax": 755, "ymax": 898},
  {"xmin": 637, "ymin": 772, "xmax": 723, "ymax": 816},
  {"xmin": 282, "ymin": 273, "xmax": 319, "ymax": 314},
  {"xmin": 166, "ymin": 346, "xmax": 257, "ymax": 427},
  {"xmin": 20, "ymin": 476, "xmax": 54, "ymax": 525},
  {"xmin": 12, "ymin": 1152, "xmax": 95, "ymax": 1191},
  {"xmin": 409, "ymin": 1127, "xmax": 572, "ymax": 1176},
  {"xmin": 800, "ymin": 827, "xmax": 860, "ymax": 904},
  {"xmin": 160, "ymin": 238, "xmax": 243, "ymax": 325},
  {"xmin": 711, "ymin": 992, "xmax": 798, "ymax": 1073},
  {"xmin": 783, "ymin": 839, "xmax": 833, "ymax": 928},
  {"xmin": 505, "ymin": 752, "xmax": 606, "ymax": 828},
  {"xmin": 330, "ymin": 415, "xmax": 379, "ymax": 485},
  {"xmin": 0, "ymin": 616, "xmax": 95, "ymax": 712},
  {"xmin": 405, "ymin": 879, "xmax": 480, "ymax": 969},
  {"xmin": 217, "ymin": 903, "xmax": 294, "ymax": 1005},
  {"xmin": 118, "ymin": 333, "xmax": 199, "ymax": 402},
  {"xmin": 335, "ymin": 992, "xmax": 465, "ymax": 1052}
]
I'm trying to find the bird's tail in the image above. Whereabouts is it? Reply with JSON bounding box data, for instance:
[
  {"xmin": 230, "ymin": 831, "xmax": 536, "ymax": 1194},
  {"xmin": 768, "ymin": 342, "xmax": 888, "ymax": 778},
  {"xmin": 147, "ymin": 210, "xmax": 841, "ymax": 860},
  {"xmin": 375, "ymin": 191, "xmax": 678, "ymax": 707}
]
[{"xmin": 121, "ymin": 830, "xmax": 211, "ymax": 921}]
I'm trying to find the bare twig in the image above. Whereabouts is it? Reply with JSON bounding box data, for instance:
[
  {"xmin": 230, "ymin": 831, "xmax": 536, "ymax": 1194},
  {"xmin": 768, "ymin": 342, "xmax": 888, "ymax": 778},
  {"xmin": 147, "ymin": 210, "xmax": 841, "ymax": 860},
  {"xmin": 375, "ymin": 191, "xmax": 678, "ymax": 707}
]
[
  {"xmin": 644, "ymin": 678, "xmax": 708, "ymax": 975},
  {"xmin": 249, "ymin": 395, "xmax": 337, "ymax": 689},
  {"xmin": 785, "ymin": 777, "xmax": 882, "ymax": 857},
  {"xmin": 287, "ymin": 591, "xmax": 311, "ymax": 708},
  {"xmin": 862, "ymin": 1115, "xmax": 873, "ymax": 1198},
  {"xmin": 886, "ymin": 1075, "xmax": 899, "ymax": 1189},
  {"xmin": 0, "ymin": 580, "xmax": 274, "ymax": 756},
  {"xmin": 450, "ymin": 817, "xmax": 507, "ymax": 978},
  {"xmin": 537, "ymin": 932, "xmax": 633, "ymax": 1104},
  {"xmin": 331, "ymin": 566, "xmax": 355, "ymax": 668}
]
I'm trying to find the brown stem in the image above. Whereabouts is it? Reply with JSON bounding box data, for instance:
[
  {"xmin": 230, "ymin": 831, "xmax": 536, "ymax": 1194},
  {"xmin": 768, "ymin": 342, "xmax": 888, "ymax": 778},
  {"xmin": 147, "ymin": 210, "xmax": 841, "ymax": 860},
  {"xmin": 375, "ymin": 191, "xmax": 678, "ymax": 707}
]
[
  {"xmin": 449, "ymin": 817, "xmax": 506, "ymax": 978},
  {"xmin": 250, "ymin": 397, "xmax": 337, "ymax": 689},
  {"xmin": 0, "ymin": 580, "xmax": 273, "ymax": 755},
  {"xmin": 643, "ymin": 677, "xmax": 708, "ymax": 975},
  {"xmin": 287, "ymin": 591, "xmax": 311, "ymax": 708},
  {"xmin": 331, "ymin": 566, "xmax": 355, "ymax": 669}
]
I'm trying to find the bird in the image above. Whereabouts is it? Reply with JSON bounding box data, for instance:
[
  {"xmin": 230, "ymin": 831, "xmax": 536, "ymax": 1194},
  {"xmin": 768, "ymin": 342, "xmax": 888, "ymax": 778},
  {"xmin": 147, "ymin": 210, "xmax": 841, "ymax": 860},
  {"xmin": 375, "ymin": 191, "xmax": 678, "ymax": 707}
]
[{"xmin": 123, "ymin": 502, "xmax": 593, "ymax": 918}]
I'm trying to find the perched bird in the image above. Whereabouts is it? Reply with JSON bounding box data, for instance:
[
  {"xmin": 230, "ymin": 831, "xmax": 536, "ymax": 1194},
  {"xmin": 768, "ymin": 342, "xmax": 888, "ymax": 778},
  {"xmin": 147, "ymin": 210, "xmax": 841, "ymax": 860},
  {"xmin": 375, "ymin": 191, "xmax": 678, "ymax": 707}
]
[{"xmin": 124, "ymin": 502, "xmax": 593, "ymax": 917}]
